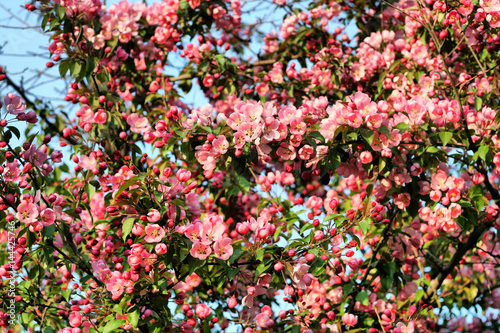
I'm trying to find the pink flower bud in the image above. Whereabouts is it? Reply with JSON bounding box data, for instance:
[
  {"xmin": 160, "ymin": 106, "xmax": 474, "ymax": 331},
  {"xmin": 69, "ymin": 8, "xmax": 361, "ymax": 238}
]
[
  {"xmin": 155, "ymin": 243, "xmax": 168, "ymax": 255},
  {"xmin": 132, "ymin": 224, "xmax": 144, "ymax": 236},
  {"xmin": 305, "ymin": 253, "xmax": 315, "ymax": 261},
  {"xmin": 228, "ymin": 297, "xmax": 237, "ymax": 309},
  {"xmin": 176, "ymin": 169, "xmax": 191, "ymax": 182}
]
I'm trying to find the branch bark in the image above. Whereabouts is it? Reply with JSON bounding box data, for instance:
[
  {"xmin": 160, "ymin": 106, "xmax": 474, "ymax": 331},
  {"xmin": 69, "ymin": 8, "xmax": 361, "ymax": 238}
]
[{"xmin": 423, "ymin": 222, "xmax": 491, "ymax": 304}]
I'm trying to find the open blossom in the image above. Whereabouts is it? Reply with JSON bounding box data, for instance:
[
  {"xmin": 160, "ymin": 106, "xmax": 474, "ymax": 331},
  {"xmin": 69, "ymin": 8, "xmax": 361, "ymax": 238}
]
[
  {"xmin": 50, "ymin": 150, "xmax": 63, "ymax": 163},
  {"xmin": 144, "ymin": 224, "xmax": 165, "ymax": 243},
  {"xmin": 21, "ymin": 144, "xmax": 47, "ymax": 168},
  {"xmin": 293, "ymin": 264, "xmax": 314, "ymax": 289},
  {"xmin": 76, "ymin": 105, "xmax": 94, "ymax": 122},
  {"xmin": 394, "ymin": 321, "xmax": 415, "ymax": 333},
  {"xmin": 3, "ymin": 160, "xmax": 22, "ymax": 182},
  {"xmin": 213, "ymin": 237, "xmax": 233, "ymax": 260},
  {"xmin": 127, "ymin": 113, "xmax": 151, "ymax": 133},
  {"xmin": 79, "ymin": 155, "xmax": 97, "ymax": 170},
  {"xmin": 40, "ymin": 208, "xmax": 56, "ymax": 226},
  {"xmin": 147, "ymin": 209, "xmax": 161, "ymax": 223},
  {"xmin": 94, "ymin": 109, "xmax": 107, "ymax": 124},
  {"xmin": 190, "ymin": 241, "xmax": 212, "ymax": 260},
  {"xmin": 17, "ymin": 202, "xmax": 39, "ymax": 223},
  {"xmin": 69, "ymin": 311, "xmax": 82, "ymax": 327},
  {"xmin": 106, "ymin": 273, "xmax": 133, "ymax": 300},
  {"xmin": 255, "ymin": 313, "xmax": 275, "ymax": 329},
  {"xmin": 92, "ymin": 259, "xmax": 111, "ymax": 281},
  {"xmin": 195, "ymin": 304, "xmax": 211, "ymax": 319},
  {"xmin": 212, "ymin": 135, "xmax": 229, "ymax": 155},
  {"xmin": 242, "ymin": 284, "xmax": 267, "ymax": 308},
  {"xmin": 4, "ymin": 93, "xmax": 26, "ymax": 115},
  {"xmin": 342, "ymin": 313, "xmax": 358, "ymax": 326}
]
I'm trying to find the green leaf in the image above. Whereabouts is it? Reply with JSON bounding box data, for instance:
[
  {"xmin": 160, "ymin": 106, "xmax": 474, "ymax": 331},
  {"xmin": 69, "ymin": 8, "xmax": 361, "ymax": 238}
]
[
  {"xmin": 355, "ymin": 291, "xmax": 369, "ymax": 306},
  {"xmin": 61, "ymin": 288, "xmax": 71, "ymax": 301},
  {"xmin": 255, "ymin": 248, "xmax": 265, "ymax": 262},
  {"xmin": 308, "ymin": 131, "xmax": 325, "ymax": 143},
  {"xmin": 41, "ymin": 13, "xmax": 51, "ymax": 31},
  {"xmin": 214, "ymin": 54, "xmax": 227, "ymax": 69},
  {"xmin": 187, "ymin": 256, "xmax": 204, "ymax": 274},
  {"xmin": 393, "ymin": 122, "xmax": 409, "ymax": 131},
  {"xmin": 20, "ymin": 312, "xmax": 35, "ymax": 329},
  {"xmin": 378, "ymin": 124, "xmax": 391, "ymax": 137},
  {"xmin": 474, "ymin": 96, "xmax": 483, "ymax": 111},
  {"xmin": 26, "ymin": 231, "xmax": 36, "ymax": 249},
  {"xmin": 358, "ymin": 219, "xmax": 370, "ymax": 235},
  {"xmin": 128, "ymin": 306, "xmax": 140, "ymax": 328},
  {"xmin": 122, "ymin": 217, "xmax": 135, "ymax": 241},
  {"xmin": 114, "ymin": 177, "xmax": 139, "ymax": 199},
  {"xmin": 70, "ymin": 62, "xmax": 82, "ymax": 78},
  {"xmin": 379, "ymin": 157, "xmax": 386, "ymax": 172},
  {"xmin": 426, "ymin": 146, "xmax": 439, "ymax": 153},
  {"xmin": 7, "ymin": 126, "xmax": 20, "ymax": 139},
  {"xmin": 438, "ymin": 132, "xmax": 453, "ymax": 147},
  {"xmin": 377, "ymin": 72, "xmax": 387, "ymax": 93},
  {"xmin": 477, "ymin": 144, "xmax": 489, "ymax": 162},
  {"xmin": 329, "ymin": 153, "xmax": 341, "ymax": 171},
  {"xmin": 300, "ymin": 222, "xmax": 314, "ymax": 234},
  {"xmin": 235, "ymin": 171, "xmax": 252, "ymax": 193},
  {"xmin": 49, "ymin": 18, "xmax": 60, "ymax": 30},
  {"xmin": 229, "ymin": 248, "xmax": 245, "ymax": 264},
  {"xmin": 56, "ymin": 4, "xmax": 66, "ymax": 19},
  {"xmin": 85, "ymin": 183, "xmax": 96, "ymax": 203},
  {"xmin": 286, "ymin": 325, "xmax": 301, "ymax": 333},
  {"xmin": 324, "ymin": 214, "xmax": 342, "ymax": 223},
  {"xmin": 102, "ymin": 319, "xmax": 126, "ymax": 333},
  {"xmin": 360, "ymin": 129, "xmax": 374, "ymax": 146}
]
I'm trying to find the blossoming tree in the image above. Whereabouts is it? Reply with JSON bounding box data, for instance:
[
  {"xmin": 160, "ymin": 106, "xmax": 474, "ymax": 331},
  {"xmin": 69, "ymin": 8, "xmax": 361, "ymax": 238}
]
[{"xmin": 1, "ymin": 0, "xmax": 500, "ymax": 332}]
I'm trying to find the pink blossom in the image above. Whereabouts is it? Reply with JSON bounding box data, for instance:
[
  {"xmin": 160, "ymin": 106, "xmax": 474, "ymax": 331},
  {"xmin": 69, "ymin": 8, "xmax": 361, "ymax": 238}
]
[
  {"xmin": 40, "ymin": 208, "xmax": 56, "ymax": 226},
  {"xmin": 127, "ymin": 113, "xmax": 151, "ymax": 133},
  {"xmin": 21, "ymin": 144, "xmax": 47, "ymax": 168},
  {"xmin": 293, "ymin": 264, "xmax": 314, "ymax": 289},
  {"xmin": 255, "ymin": 313, "xmax": 275, "ymax": 329},
  {"xmin": 4, "ymin": 93, "xmax": 26, "ymax": 115},
  {"xmin": 360, "ymin": 151, "xmax": 373, "ymax": 164},
  {"xmin": 144, "ymin": 224, "xmax": 165, "ymax": 243},
  {"xmin": 50, "ymin": 150, "xmax": 63, "ymax": 163},
  {"xmin": 195, "ymin": 304, "xmax": 211, "ymax": 319},
  {"xmin": 190, "ymin": 241, "xmax": 211, "ymax": 260},
  {"xmin": 394, "ymin": 321, "xmax": 415, "ymax": 333},
  {"xmin": 76, "ymin": 105, "xmax": 94, "ymax": 122},
  {"xmin": 48, "ymin": 40, "xmax": 66, "ymax": 54},
  {"xmin": 212, "ymin": 135, "xmax": 229, "ymax": 155},
  {"xmin": 69, "ymin": 311, "xmax": 82, "ymax": 327},
  {"xmin": 147, "ymin": 209, "xmax": 161, "ymax": 222},
  {"xmin": 94, "ymin": 109, "xmax": 107, "ymax": 124},
  {"xmin": 176, "ymin": 169, "xmax": 191, "ymax": 182},
  {"xmin": 79, "ymin": 155, "xmax": 97, "ymax": 170},
  {"xmin": 213, "ymin": 237, "xmax": 233, "ymax": 260},
  {"xmin": 3, "ymin": 161, "xmax": 21, "ymax": 182},
  {"xmin": 17, "ymin": 202, "xmax": 39, "ymax": 223},
  {"xmin": 155, "ymin": 243, "xmax": 168, "ymax": 255},
  {"xmin": 342, "ymin": 313, "xmax": 358, "ymax": 326},
  {"xmin": 116, "ymin": 46, "xmax": 129, "ymax": 61}
]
